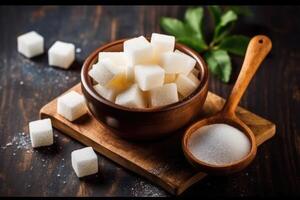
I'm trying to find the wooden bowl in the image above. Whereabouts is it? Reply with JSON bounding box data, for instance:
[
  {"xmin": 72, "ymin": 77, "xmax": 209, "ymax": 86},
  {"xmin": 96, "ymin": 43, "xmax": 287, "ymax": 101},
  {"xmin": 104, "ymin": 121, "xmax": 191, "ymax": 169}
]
[{"xmin": 81, "ymin": 38, "xmax": 209, "ymax": 141}]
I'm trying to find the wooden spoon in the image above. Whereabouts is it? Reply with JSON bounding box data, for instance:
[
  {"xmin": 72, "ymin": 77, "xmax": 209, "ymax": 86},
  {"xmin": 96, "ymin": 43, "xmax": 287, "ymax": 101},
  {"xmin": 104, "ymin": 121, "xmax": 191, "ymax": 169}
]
[{"xmin": 182, "ymin": 35, "xmax": 272, "ymax": 175}]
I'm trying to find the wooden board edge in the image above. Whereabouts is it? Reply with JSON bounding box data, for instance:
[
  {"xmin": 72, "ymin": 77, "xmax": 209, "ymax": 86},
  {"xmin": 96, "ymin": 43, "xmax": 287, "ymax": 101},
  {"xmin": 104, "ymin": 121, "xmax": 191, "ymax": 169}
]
[
  {"xmin": 176, "ymin": 173, "xmax": 207, "ymax": 195},
  {"xmin": 256, "ymin": 124, "xmax": 276, "ymax": 146},
  {"xmin": 39, "ymin": 111, "xmax": 179, "ymax": 195}
]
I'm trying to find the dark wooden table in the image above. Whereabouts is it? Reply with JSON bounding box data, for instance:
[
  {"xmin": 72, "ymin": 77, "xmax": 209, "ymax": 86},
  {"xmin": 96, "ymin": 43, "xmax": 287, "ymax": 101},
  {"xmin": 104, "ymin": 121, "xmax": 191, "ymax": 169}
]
[{"xmin": 0, "ymin": 5, "xmax": 299, "ymax": 197}]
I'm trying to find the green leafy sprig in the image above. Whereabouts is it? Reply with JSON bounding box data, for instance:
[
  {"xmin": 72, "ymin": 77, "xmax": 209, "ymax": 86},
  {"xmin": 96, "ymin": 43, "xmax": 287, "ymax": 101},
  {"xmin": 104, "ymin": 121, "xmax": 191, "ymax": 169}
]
[{"xmin": 160, "ymin": 6, "xmax": 251, "ymax": 83}]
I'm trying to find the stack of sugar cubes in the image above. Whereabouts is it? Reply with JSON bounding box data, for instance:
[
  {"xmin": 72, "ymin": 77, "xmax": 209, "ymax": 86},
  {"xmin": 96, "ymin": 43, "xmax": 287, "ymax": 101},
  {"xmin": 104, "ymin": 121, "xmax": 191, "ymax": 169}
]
[{"xmin": 89, "ymin": 33, "xmax": 201, "ymax": 108}]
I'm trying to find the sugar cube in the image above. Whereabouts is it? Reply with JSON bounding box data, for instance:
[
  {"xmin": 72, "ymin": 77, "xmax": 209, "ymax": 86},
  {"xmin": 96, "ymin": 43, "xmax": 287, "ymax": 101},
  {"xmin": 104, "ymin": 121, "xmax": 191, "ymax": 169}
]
[
  {"xmin": 126, "ymin": 66, "xmax": 135, "ymax": 83},
  {"xmin": 88, "ymin": 58, "xmax": 125, "ymax": 86},
  {"xmin": 188, "ymin": 72, "xmax": 200, "ymax": 85},
  {"xmin": 29, "ymin": 118, "xmax": 53, "ymax": 148},
  {"xmin": 135, "ymin": 65, "xmax": 165, "ymax": 91},
  {"xmin": 151, "ymin": 33, "xmax": 175, "ymax": 61},
  {"xmin": 164, "ymin": 73, "xmax": 177, "ymax": 83},
  {"xmin": 150, "ymin": 83, "xmax": 179, "ymax": 107},
  {"xmin": 115, "ymin": 84, "xmax": 146, "ymax": 108},
  {"xmin": 176, "ymin": 49, "xmax": 200, "ymax": 78},
  {"xmin": 161, "ymin": 51, "xmax": 196, "ymax": 75},
  {"xmin": 71, "ymin": 147, "xmax": 98, "ymax": 178},
  {"xmin": 124, "ymin": 36, "xmax": 154, "ymax": 65},
  {"xmin": 17, "ymin": 31, "xmax": 44, "ymax": 58},
  {"xmin": 94, "ymin": 84, "xmax": 116, "ymax": 101},
  {"xmin": 175, "ymin": 74, "xmax": 200, "ymax": 97},
  {"xmin": 57, "ymin": 91, "xmax": 87, "ymax": 121},
  {"xmin": 48, "ymin": 41, "xmax": 75, "ymax": 69},
  {"xmin": 98, "ymin": 52, "xmax": 129, "ymax": 67}
]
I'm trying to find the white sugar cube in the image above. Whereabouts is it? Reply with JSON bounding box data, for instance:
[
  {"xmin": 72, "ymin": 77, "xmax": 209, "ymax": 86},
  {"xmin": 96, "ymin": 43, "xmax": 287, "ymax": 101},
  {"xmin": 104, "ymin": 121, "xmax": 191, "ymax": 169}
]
[
  {"xmin": 124, "ymin": 36, "xmax": 154, "ymax": 65},
  {"xmin": 17, "ymin": 31, "xmax": 44, "ymax": 58},
  {"xmin": 71, "ymin": 147, "xmax": 98, "ymax": 178},
  {"xmin": 94, "ymin": 84, "xmax": 116, "ymax": 101},
  {"xmin": 135, "ymin": 65, "xmax": 165, "ymax": 91},
  {"xmin": 57, "ymin": 91, "xmax": 87, "ymax": 121},
  {"xmin": 126, "ymin": 66, "xmax": 135, "ymax": 83},
  {"xmin": 89, "ymin": 58, "xmax": 126, "ymax": 87},
  {"xmin": 98, "ymin": 52, "xmax": 129, "ymax": 67},
  {"xmin": 29, "ymin": 118, "xmax": 53, "ymax": 148},
  {"xmin": 175, "ymin": 74, "xmax": 200, "ymax": 97},
  {"xmin": 164, "ymin": 73, "xmax": 177, "ymax": 83},
  {"xmin": 115, "ymin": 84, "xmax": 146, "ymax": 108},
  {"xmin": 188, "ymin": 72, "xmax": 200, "ymax": 85},
  {"xmin": 161, "ymin": 51, "xmax": 196, "ymax": 75},
  {"xmin": 48, "ymin": 41, "xmax": 75, "ymax": 69},
  {"xmin": 174, "ymin": 49, "xmax": 184, "ymax": 55},
  {"xmin": 150, "ymin": 83, "xmax": 179, "ymax": 107},
  {"xmin": 151, "ymin": 33, "xmax": 175, "ymax": 61}
]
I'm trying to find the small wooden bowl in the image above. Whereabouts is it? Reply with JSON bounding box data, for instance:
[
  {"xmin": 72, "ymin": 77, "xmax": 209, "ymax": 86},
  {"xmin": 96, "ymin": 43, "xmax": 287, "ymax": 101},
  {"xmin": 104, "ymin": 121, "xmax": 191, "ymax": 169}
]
[
  {"xmin": 81, "ymin": 38, "xmax": 209, "ymax": 141},
  {"xmin": 182, "ymin": 114, "xmax": 257, "ymax": 174}
]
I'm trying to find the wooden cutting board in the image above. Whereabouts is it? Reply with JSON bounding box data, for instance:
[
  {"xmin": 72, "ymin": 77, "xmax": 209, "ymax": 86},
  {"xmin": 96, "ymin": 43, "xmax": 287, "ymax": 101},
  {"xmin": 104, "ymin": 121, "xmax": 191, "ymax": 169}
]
[{"xmin": 40, "ymin": 83, "xmax": 276, "ymax": 195}]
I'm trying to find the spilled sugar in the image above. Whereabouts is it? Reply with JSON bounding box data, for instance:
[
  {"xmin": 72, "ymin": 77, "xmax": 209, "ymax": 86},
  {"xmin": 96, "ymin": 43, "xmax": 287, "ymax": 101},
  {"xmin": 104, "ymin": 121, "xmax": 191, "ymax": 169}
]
[
  {"xmin": 76, "ymin": 48, "xmax": 82, "ymax": 53},
  {"xmin": 131, "ymin": 179, "xmax": 166, "ymax": 197},
  {"xmin": 1, "ymin": 132, "xmax": 32, "ymax": 150},
  {"xmin": 188, "ymin": 123, "xmax": 251, "ymax": 166}
]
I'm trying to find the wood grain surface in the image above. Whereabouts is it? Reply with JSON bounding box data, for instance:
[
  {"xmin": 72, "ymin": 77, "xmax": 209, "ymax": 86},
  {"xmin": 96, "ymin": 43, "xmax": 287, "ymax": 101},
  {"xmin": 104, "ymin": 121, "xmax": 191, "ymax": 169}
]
[
  {"xmin": 0, "ymin": 6, "xmax": 299, "ymax": 197},
  {"xmin": 40, "ymin": 83, "xmax": 275, "ymax": 195}
]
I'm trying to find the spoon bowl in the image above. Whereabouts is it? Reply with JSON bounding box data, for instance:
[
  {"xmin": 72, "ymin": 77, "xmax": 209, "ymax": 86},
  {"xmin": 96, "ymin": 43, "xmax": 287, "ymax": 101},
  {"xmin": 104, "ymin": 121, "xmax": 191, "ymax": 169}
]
[
  {"xmin": 182, "ymin": 114, "xmax": 257, "ymax": 174},
  {"xmin": 182, "ymin": 35, "xmax": 272, "ymax": 175}
]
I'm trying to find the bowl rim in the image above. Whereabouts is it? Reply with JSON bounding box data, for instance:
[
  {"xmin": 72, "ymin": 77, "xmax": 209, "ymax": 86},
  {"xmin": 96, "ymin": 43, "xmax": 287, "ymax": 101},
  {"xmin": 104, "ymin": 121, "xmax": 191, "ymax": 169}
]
[{"xmin": 81, "ymin": 38, "xmax": 209, "ymax": 113}]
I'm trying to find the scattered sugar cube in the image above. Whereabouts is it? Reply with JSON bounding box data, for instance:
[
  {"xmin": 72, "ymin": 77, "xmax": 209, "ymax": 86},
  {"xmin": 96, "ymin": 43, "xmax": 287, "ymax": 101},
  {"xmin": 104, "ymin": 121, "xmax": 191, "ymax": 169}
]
[
  {"xmin": 71, "ymin": 147, "xmax": 98, "ymax": 178},
  {"xmin": 164, "ymin": 73, "xmax": 177, "ymax": 84},
  {"xmin": 29, "ymin": 118, "xmax": 53, "ymax": 148},
  {"xmin": 98, "ymin": 52, "xmax": 129, "ymax": 67},
  {"xmin": 57, "ymin": 91, "xmax": 87, "ymax": 121},
  {"xmin": 192, "ymin": 68, "xmax": 200, "ymax": 78},
  {"xmin": 161, "ymin": 51, "xmax": 196, "ymax": 75},
  {"xmin": 48, "ymin": 41, "xmax": 75, "ymax": 69},
  {"xmin": 94, "ymin": 84, "xmax": 116, "ymax": 101},
  {"xmin": 17, "ymin": 31, "xmax": 44, "ymax": 58},
  {"xmin": 150, "ymin": 83, "xmax": 179, "ymax": 107},
  {"xmin": 135, "ymin": 65, "xmax": 165, "ymax": 91},
  {"xmin": 151, "ymin": 33, "xmax": 175, "ymax": 61},
  {"xmin": 115, "ymin": 84, "xmax": 146, "ymax": 108},
  {"xmin": 175, "ymin": 74, "xmax": 200, "ymax": 97},
  {"xmin": 124, "ymin": 36, "xmax": 154, "ymax": 65}
]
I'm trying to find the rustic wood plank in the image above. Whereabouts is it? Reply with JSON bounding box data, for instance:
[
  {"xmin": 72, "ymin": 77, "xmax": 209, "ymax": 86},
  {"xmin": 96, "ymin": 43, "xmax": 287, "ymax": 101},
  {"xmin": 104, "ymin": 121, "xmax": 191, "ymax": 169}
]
[{"xmin": 40, "ymin": 83, "xmax": 276, "ymax": 195}]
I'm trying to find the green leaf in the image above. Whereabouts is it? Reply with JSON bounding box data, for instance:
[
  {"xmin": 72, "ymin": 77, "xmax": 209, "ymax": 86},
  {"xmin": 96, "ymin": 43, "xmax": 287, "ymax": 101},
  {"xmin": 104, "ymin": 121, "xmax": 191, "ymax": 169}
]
[
  {"xmin": 208, "ymin": 5, "xmax": 222, "ymax": 25},
  {"xmin": 176, "ymin": 36, "xmax": 207, "ymax": 52},
  {"xmin": 217, "ymin": 35, "xmax": 250, "ymax": 56},
  {"xmin": 184, "ymin": 7, "xmax": 207, "ymax": 50},
  {"xmin": 184, "ymin": 7, "xmax": 204, "ymax": 34},
  {"xmin": 213, "ymin": 10, "xmax": 238, "ymax": 43},
  {"xmin": 204, "ymin": 50, "xmax": 232, "ymax": 83},
  {"xmin": 160, "ymin": 17, "xmax": 187, "ymax": 37}
]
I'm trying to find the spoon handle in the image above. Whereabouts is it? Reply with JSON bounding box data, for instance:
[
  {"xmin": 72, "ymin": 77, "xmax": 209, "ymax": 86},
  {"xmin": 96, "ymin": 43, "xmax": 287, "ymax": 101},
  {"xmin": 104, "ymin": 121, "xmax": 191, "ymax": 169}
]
[{"xmin": 221, "ymin": 35, "xmax": 272, "ymax": 116}]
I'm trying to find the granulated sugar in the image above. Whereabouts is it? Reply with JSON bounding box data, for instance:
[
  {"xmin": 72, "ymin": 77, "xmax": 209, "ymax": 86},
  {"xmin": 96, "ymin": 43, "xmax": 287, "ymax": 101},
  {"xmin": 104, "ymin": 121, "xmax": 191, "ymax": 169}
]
[
  {"xmin": 1, "ymin": 132, "xmax": 32, "ymax": 150},
  {"xmin": 130, "ymin": 179, "xmax": 166, "ymax": 197},
  {"xmin": 188, "ymin": 123, "xmax": 251, "ymax": 166}
]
